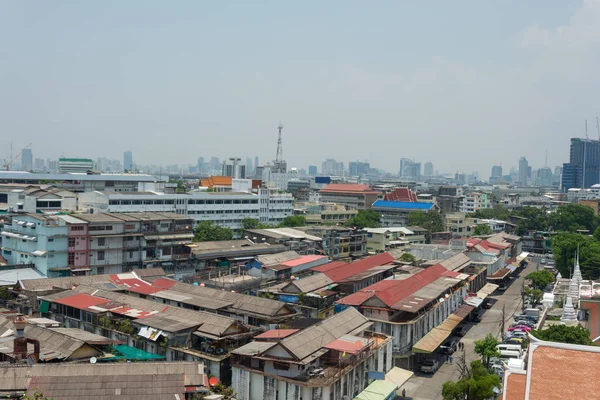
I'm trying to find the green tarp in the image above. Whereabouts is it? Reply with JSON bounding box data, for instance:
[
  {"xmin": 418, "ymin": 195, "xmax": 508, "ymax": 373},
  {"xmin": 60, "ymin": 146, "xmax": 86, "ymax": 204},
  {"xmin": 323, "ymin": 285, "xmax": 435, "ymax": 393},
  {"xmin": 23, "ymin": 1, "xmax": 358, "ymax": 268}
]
[
  {"xmin": 106, "ymin": 345, "xmax": 165, "ymax": 361},
  {"xmin": 39, "ymin": 300, "xmax": 50, "ymax": 314}
]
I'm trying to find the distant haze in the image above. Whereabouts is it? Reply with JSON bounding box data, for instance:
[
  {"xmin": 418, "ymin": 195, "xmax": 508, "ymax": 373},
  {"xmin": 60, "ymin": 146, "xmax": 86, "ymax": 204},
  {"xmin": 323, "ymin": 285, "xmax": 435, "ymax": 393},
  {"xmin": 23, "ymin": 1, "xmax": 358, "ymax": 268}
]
[{"xmin": 0, "ymin": 1, "xmax": 597, "ymax": 175}]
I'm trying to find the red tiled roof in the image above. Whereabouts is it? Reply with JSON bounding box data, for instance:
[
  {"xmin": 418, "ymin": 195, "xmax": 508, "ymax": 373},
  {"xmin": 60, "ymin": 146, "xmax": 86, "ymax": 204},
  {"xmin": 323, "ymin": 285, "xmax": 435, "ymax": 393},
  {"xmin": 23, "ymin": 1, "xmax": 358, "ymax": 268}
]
[
  {"xmin": 384, "ymin": 188, "xmax": 418, "ymax": 202},
  {"xmin": 255, "ymin": 329, "xmax": 299, "ymax": 339},
  {"xmin": 338, "ymin": 264, "xmax": 461, "ymax": 308},
  {"xmin": 312, "ymin": 253, "xmax": 395, "ymax": 282},
  {"xmin": 320, "ymin": 184, "xmax": 379, "ymax": 194},
  {"xmin": 279, "ymin": 255, "xmax": 328, "ymax": 267},
  {"xmin": 324, "ymin": 338, "xmax": 368, "ymax": 354},
  {"xmin": 53, "ymin": 293, "xmax": 110, "ymax": 310}
]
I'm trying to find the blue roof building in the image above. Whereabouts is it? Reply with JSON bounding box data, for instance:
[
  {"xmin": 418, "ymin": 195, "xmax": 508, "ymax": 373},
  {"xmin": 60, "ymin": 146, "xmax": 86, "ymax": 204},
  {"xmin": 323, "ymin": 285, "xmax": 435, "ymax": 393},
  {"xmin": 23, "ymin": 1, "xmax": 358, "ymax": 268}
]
[{"xmin": 371, "ymin": 200, "xmax": 438, "ymax": 227}]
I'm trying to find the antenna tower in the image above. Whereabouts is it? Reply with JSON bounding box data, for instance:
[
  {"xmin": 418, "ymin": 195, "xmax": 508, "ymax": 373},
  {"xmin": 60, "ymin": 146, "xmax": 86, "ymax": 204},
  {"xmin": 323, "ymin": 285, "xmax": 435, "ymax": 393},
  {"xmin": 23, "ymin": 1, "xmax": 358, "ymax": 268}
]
[
  {"xmin": 276, "ymin": 123, "xmax": 283, "ymax": 162},
  {"xmin": 596, "ymin": 117, "xmax": 600, "ymax": 140}
]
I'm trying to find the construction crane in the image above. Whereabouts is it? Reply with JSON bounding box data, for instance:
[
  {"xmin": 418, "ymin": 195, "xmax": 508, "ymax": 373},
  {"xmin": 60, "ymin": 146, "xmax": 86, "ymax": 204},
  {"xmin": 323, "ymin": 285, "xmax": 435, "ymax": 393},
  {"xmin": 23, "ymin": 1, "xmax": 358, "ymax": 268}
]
[{"xmin": 3, "ymin": 143, "xmax": 32, "ymax": 171}]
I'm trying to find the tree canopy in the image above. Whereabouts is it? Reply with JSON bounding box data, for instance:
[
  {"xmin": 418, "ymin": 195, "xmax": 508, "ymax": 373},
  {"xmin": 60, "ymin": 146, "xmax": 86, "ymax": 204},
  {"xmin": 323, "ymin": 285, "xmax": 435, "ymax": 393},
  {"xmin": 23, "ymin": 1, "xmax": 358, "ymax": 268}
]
[
  {"xmin": 530, "ymin": 325, "xmax": 594, "ymax": 346},
  {"xmin": 526, "ymin": 270, "xmax": 556, "ymax": 290},
  {"xmin": 468, "ymin": 206, "xmax": 511, "ymax": 221},
  {"xmin": 442, "ymin": 360, "xmax": 501, "ymax": 400},
  {"xmin": 473, "ymin": 224, "xmax": 493, "ymax": 236},
  {"xmin": 345, "ymin": 210, "xmax": 381, "ymax": 229},
  {"xmin": 551, "ymin": 233, "xmax": 600, "ymax": 280},
  {"xmin": 279, "ymin": 215, "xmax": 306, "ymax": 228},
  {"xmin": 408, "ymin": 211, "xmax": 444, "ymax": 233},
  {"xmin": 524, "ymin": 287, "xmax": 544, "ymax": 308},
  {"xmin": 549, "ymin": 203, "xmax": 598, "ymax": 232},
  {"xmin": 474, "ymin": 334, "xmax": 500, "ymax": 368},
  {"xmin": 241, "ymin": 218, "xmax": 276, "ymax": 230},
  {"xmin": 514, "ymin": 207, "xmax": 549, "ymax": 236},
  {"xmin": 193, "ymin": 221, "xmax": 234, "ymax": 242}
]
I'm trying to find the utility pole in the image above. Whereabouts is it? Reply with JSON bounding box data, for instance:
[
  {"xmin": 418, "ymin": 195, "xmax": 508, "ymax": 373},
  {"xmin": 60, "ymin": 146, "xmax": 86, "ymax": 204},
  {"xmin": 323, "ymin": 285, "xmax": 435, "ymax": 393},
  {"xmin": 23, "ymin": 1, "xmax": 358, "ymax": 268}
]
[
  {"xmin": 521, "ymin": 279, "xmax": 526, "ymax": 313},
  {"xmin": 501, "ymin": 303, "xmax": 506, "ymax": 340}
]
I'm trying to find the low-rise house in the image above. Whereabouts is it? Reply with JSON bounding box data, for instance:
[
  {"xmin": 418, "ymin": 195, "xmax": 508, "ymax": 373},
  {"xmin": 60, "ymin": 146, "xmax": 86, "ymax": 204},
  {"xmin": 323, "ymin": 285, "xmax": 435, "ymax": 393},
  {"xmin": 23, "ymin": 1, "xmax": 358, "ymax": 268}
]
[
  {"xmin": 0, "ymin": 362, "xmax": 208, "ymax": 399},
  {"xmin": 444, "ymin": 212, "xmax": 486, "ymax": 238},
  {"xmin": 521, "ymin": 231, "xmax": 554, "ymax": 254},
  {"xmin": 371, "ymin": 200, "xmax": 438, "ymax": 227},
  {"xmin": 231, "ymin": 308, "xmax": 393, "ymax": 400},
  {"xmin": 312, "ymin": 252, "xmax": 397, "ymax": 294},
  {"xmin": 294, "ymin": 226, "xmax": 367, "ymax": 259},
  {"xmin": 335, "ymin": 259, "xmax": 474, "ymax": 358},
  {"xmin": 243, "ymin": 228, "xmax": 323, "ymax": 255},
  {"xmin": 298, "ymin": 202, "xmax": 358, "ymax": 226},
  {"xmin": 246, "ymin": 251, "xmax": 330, "ymax": 280},
  {"xmin": 319, "ymin": 183, "xmax": 380, "ymax": 210},
  {"xmin": 186, "ymin": 239, "xmax": 286, "ymax": 270},
  {"xmin": 6, "ymin": 186, "xmax": 77, "ymax": 214},
  {"xmin": 38, "ymin": 285, "xmax": 251, "ymax": 383},
  {"xmin": 364, "ymin": 227, "xmax": 426, "ymax": 252}
]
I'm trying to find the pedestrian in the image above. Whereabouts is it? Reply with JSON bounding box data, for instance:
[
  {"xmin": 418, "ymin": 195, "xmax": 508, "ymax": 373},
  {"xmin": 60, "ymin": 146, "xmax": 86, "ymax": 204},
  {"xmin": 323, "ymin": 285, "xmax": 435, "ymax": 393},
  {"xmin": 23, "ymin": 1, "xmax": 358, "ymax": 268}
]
[
  {"xmin": 402, "ymin": 388, "xmax": 407, "ymax": 399},
  {"xmin": 449, "ymin": 355, "xmax": 454, "ymax": 365}
]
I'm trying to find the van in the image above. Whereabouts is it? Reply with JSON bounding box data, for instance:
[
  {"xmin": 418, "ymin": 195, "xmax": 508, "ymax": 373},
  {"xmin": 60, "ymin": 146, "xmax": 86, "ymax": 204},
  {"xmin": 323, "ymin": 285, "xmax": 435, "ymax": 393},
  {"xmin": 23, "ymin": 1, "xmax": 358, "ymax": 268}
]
[
  {"xmin": 497, "ymin": 344, "xmax": 523, "ymax": 353},
  {"xmin": 498, "ymin": 350, "xmax": 522, "ymax": 359}
]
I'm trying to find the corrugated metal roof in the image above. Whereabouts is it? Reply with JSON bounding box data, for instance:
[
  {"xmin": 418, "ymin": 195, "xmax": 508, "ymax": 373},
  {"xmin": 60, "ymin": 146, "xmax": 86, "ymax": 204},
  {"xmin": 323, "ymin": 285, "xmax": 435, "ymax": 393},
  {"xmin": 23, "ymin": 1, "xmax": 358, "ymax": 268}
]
[
  {"xmin": 355, "ymin": 380, "xmax": 398, "ymax": 400},
  {"xmin": 312, "ymin": 253, "xmax": 395, "ymax": 283},
  {"xmin": 232, "ymin": 341, "xmax": 275, "ymax": 356},
  {"xmin": 279, "ymin": 308, "xmax": 370, "ymax": 362},
  {"xmin": 281, "ymin": 274, "xmax": 334, "ymax": 294},
  {"xmin": 257, "ymin": 250, "xmax": 301, "ymax": 266},
  {"xmin": 254, "ymin": 329, "xmax": 299, "ymax": 340}
]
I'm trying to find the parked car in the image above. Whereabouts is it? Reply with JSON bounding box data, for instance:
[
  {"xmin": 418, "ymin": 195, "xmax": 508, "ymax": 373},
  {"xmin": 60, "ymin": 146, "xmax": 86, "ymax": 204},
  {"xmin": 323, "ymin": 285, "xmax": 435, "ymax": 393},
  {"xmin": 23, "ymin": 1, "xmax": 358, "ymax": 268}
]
[
  {"xmin": 482, "ymin": 300, "xmax": 494, "ymax": 309},
  {"xmin": 420, "ymin": 358, "xmax": 440, "ymax": 373},
  {"xmin": 490, "ymin": 364, "xmax": 504, "ymax": 378},
  {"xmin": 508, "ymin": 325, "xmax": 532, "ymax": 332},
  {"xmin": 503, "ymin": 338, "xmax": 526, "ymax": 347},
  {"xmin": 440, "ymin": 340, "xmax": 458, "ymax": 355},
  {"xmin": 472, "ymin": 313, "xmax": 482, "ymax": 323},
  {"xmin": 506, "ymin": 331, "xmax": 527, "ymax": 339},
  {"xmin": 454, "ymin": 326, "xmax": 468, "ymax": 337},
  {"xmin": 514, "ymin": 320, "xmax": 534, "ymax": 327}
]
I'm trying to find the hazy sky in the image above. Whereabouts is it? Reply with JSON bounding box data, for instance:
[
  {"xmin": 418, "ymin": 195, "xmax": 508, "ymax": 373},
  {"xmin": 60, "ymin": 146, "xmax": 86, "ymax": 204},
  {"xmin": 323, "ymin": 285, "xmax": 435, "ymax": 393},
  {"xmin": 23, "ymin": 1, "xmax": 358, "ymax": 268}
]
[{"xmin": 2, "ymin": 1, "xmax": 599, "ymax": 176}]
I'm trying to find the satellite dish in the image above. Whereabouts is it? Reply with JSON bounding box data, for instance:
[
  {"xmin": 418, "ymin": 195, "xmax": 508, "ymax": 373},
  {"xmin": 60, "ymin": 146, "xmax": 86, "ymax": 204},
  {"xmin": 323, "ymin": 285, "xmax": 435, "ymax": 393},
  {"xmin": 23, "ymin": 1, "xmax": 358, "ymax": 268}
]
[{"xmin": 90, "ymin": 357, "xmax": 97, "ymax": 364}]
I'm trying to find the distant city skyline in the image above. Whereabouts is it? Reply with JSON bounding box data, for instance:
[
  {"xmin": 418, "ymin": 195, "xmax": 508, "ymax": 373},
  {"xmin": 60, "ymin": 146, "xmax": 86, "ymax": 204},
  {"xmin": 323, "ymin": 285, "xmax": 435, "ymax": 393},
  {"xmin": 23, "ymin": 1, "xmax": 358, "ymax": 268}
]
[{"xmin": 1, "ymin": 1, "xmax": 596, "ymax": 174}]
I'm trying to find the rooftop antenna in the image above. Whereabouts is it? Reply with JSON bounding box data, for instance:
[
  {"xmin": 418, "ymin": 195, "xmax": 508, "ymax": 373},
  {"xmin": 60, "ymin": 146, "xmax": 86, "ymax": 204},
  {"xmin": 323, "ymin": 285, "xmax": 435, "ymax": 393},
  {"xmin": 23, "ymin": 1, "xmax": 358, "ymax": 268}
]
[
  {"xmin": 276, "ymin": 123, "xmax": 283, "ymax": 162},
  {"xmin": 597, "ymin": 117, "xmax": 600, "ymax": 140},
  {"xmin": 585, "ymin": 119, "xmax": 589, "ymax": 139}
]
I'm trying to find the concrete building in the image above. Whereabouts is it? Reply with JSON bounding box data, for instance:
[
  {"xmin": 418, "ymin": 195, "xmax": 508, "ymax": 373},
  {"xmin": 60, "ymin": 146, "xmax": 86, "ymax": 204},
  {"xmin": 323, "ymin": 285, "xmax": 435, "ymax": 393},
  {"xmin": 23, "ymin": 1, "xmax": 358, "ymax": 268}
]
[
  {"xmin": 123, "ymin": 151, "xmax": 133, "ymax": 171},
  {"xmin": 77, "ymin": 188, "xmax": 294, "ymax": 229},
  {"xmin": 566, "ymin": 184, "xmax": 600, "ymax": 202},
  {"xmin": 297, "ymin": 202, "xmax": 358, "ymax": 226},
  {"xmin": 458, "ymin": 191, "xmax": 489, "ymax": 213},
  {"xmin": 20, "ymin": 149, "xmax": 33, "ymax": 171},
  {"xmin": 399, "ymin": 159, "xmax": 421, "ymax": 180},
  {"xmin": 1, "ymin": 214, "xmax": 68, "ymax": 277},
  {"xmin": 424, "ymin": 162, "xmax": 434, "ymax": 177},
  {"xmin": 321, "ymin": 159, "xmax": 345, "ymax": 177},
  {"xmin": 535, "ymin": 166, "xmax": 553, "ymax": 187},
  {"xmin": 295, "ymin": 226, "xmax": 368, "ymax": 260},
  {"xmin": 5, "ymin": 186, "xmax": 77, "ymax": 214},
  {"xmin": 562, "ymin": 138, "xmax": 600, "ymax": 191},
  {"xmin": 490, "ymin": 165, "xmax": 503, "ymax": 183},
  {"xmin": 371, "ymin": 200, "xmax": 437, "ymax": 227},
  {"xmin": 445, "ymin": 212, "xmax": 486, "ymax": 238},
  {"xmin": 336, "ymin": 254, "xmax": 475, "ymax": 356},
  {"xmin": 349, "ymin": 161, "xmax": 370, "ymax": 177},
  {"xmin": 518, "ymin": 157, "xmax": 531, "ymax": 186},
  {"xmin": 308, "ymin": 165, "xmax": 317, "ymax": 176},
  {"xmin": 231, "ymin": 308, "xmax": 393, "ymax": 400},
  {"xmin": 0, "ymin": 171, "xmax": 164, "ymax": 193},
  {"xmin": 319, "ymin": 184, "xmax": 379, "ymax": 210},
  {"xmin": 58, "ymin": 158, "xmax": 94, "ymax": 173},
  {"xmin": 364, "ymin": 227, "xmax": 426, "ymax": 251}
]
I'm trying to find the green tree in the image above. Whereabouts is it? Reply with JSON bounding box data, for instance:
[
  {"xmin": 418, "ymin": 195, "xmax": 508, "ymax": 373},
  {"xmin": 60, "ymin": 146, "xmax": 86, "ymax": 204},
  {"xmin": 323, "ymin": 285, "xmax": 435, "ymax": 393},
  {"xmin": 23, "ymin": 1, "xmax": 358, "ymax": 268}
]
[
  {"xmin": 345, "ymin": 210, "xmax": 381, "ymax": 229},
  {"xmin": 524, "ymin": 287, "xmax": 544, "ymax": 308},
  {"xmin": 22, "ymin": 390, "xmax": 53, "ymax": 400},
  {"xmin": 400, "ymin": 253, "xmax": 416, "ymax": 263},
  {"xmin": 193, "ymin": 221, "xmax": 234, "ymax": 242},
  {"xmin": 472, "ymin": 224, "xmax": 493, "ymax": 236},
  {"xmin": 242, "ymin": 218, "xmax": 261, "ymax": 229},
  {"xmin": 526, "ymin": 270, "xmax": 556, "ymax": 290},
  {"xmin": 468, "ymin": 206, "xmax": 511, "ymax": 221},
  {"xmin": 530, "ymin": 325, "xmax": 594, "ymax": 345},
  {"xmin": 552, "ymin": 233, "xmax": 600, "ymax": 279},
  {"xmin": 549, "ymin": 203, "xmax": 599, "ymax": 232},
  {"xmin": 514, "ymin": 207, "xmax": 549, "ymax": 236},
  {"xmin": 474, "ymin": 334, "xmax": 500, "ymax": 368},
  {"xmin": 594, "ymin": 226, "xmax": 600, "ymax": 242},
  {"xmin": 279, "ymin": 215, "xmax": 306, "ymax": 227},
  {"xmin": 442, "ymin": 360, "xmax": 501, "ymax": 400},
  {"xmin": 0, "ymin": 286, "xmax": 13, "ymax": 301},
  {"xmin": 407, "ymin": 211, "xmax": 444, "ymax": 233}
]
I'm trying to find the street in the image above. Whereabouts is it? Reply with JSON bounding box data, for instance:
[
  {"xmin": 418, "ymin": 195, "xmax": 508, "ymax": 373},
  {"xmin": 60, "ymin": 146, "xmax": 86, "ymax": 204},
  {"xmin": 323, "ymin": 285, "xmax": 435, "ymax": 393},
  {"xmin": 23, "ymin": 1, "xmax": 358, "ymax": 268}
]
[{"xmin": 399, "ymin": 262, "xmax": 537, "ymax": 400}]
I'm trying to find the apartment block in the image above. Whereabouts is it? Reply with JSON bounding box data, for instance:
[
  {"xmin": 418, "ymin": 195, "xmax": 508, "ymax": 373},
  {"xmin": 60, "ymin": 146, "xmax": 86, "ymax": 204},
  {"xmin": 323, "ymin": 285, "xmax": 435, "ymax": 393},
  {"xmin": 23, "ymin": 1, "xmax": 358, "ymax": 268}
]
[
  {"xmin": 458, "ymin": 192, "xmax": 489, "ymax": 213},
  {"xmin": 5, "ymin": 186, "xmax": 77, "ymax": 213},
  {"xmin": 78, "ymin": 188, "xmax": 294, "ymax": 229}
]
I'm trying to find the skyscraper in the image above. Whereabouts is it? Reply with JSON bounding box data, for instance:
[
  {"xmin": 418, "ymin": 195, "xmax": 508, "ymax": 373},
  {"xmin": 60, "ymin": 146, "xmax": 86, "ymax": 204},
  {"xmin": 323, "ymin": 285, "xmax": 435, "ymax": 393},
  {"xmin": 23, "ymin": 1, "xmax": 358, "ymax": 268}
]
[
  {"xmin": 197, "ymin": 157, "xmax": 205, "ymax": 174},
  {"xmin": 124, "ymin": 151, "xmax": 133, "ymax": 171},
  {"xmin": 21, "ymin": 149, "xmax": 33, "ymax": 171},
  {"xmin": 308, "ymin": 165, "xmax": 317, "ymax": 176},
  {"xmin": 424, "ymin": 162, "xmax": 434, "ymax": 177},
  {"xmin": 561, "ymin": 138, "xmax": 600, "ymax": 191},
  {"xmin": 518, "ymin": 157, "xmax": 531, "ymax": 186},
  {"xmin": 491, "ymin": 165, "xmax": 503, "ymax": 179},
  {"xmin": 399, "ymin": 158, "xmax": 421, "ymax": 180},
  {"xmin": 349, "ymin": 161, "xmax": 370, "ymax": 176}
]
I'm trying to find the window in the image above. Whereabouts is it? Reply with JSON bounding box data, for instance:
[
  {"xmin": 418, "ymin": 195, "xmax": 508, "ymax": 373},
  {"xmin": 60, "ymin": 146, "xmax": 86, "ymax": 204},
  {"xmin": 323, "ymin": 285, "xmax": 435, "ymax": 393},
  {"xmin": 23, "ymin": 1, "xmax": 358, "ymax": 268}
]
[
  {"xmin": 68, "ymin": 253, "xmax": 74, "ymax": 265},
  {"xmin": 68, "ymin": 238, "xmax": 75, "ymax": 247},
  {"xmin": 48, "ymin": 238, "xmax": 54, "ymax": 242},
  {"xmin": 97, "ymin": 251, "xmax": 105, "ymax": 261},
  {"xmin": 124, "ymin": 224, "xmax": 135, "ymax": 230},
  {"xmin": 97, "ymin": 266, "xmax": 104, "ymax": 275},
  {"xmin": 71, "ymin": 225, "xmax": 84, "ymax": 231},
  {"xmin": 97, "ymin": 238, "xmax": 106, "ymax": 246}
]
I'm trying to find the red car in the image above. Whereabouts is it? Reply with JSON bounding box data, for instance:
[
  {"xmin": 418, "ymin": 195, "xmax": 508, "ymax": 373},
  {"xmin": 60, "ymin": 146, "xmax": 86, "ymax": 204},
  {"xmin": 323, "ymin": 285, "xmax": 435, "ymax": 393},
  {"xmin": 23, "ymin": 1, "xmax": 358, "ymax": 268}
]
[{"xmin": 508, "ymin": 324, "xmax": 532, "ymax": 332}]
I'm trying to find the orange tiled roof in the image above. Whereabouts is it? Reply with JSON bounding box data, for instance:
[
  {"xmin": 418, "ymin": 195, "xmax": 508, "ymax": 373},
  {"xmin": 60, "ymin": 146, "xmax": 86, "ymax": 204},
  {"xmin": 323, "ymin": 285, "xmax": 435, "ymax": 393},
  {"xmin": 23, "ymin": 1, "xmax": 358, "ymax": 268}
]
[
  {"xmin": 200, "ymin": 176, "xmax": 232, "ymax": 188},
  {"xmin": 503, "ymin": 371, "xmax": 526, "ymax": 400}
]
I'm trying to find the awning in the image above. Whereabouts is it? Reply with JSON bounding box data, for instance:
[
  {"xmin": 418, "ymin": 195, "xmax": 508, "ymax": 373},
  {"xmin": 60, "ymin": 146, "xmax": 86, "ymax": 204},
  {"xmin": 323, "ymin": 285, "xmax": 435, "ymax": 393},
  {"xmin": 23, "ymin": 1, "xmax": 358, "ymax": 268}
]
[
  {"xmin": 477, "ymin": 283, "xmax": 499, "ymax": 299},
  {"xmin": 25, "ymin": 222, "xmax": 35, "ymax": 227},
  {"xmin": 385, "ymin": 366, "xmax": 413, "ymax": 388},
  {"xmin": 31, "ymin": 250, "xmax": 47, "ymax": 257},
  {"xmin": 516, "ymin": 252, "xmax": 530, "ymax": 262},
  {"xmin": 506, "ymin": 265, "xmax": 518, "ymax": 273},
  {"xmin": 70, "ymin": 267, "xmax": 91, "ymax": 272},
  {"xmin": 487, "ymin": 268, "xmax": 511, "ymax": 280},
  {"xmin": 465, "ymin": 297, "xmax": 484, "ymax": 307},
  {"xmin": 412, "ymin": 306, "xmax": 471, "ymax": 353}
]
